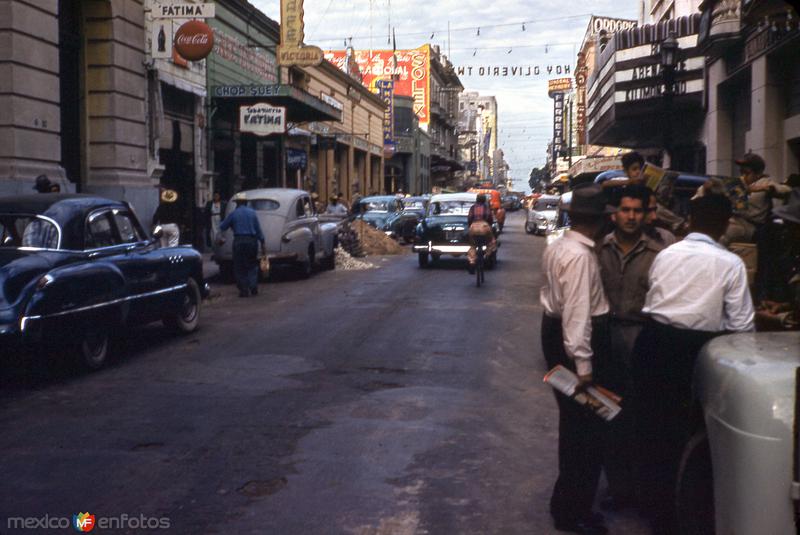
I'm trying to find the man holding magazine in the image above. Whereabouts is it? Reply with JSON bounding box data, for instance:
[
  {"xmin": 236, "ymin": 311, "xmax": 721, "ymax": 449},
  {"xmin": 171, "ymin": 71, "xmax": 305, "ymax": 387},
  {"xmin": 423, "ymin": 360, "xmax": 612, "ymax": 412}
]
[{"xmin": 540, "ymin": 183, "xmax": 614, "ymax": 535}]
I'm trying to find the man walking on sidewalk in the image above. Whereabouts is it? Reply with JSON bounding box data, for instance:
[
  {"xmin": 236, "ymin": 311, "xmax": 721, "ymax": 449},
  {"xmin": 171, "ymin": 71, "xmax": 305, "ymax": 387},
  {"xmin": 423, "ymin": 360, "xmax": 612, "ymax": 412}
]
[
  {"xmin": 597, "ymin": 185, "xmax": 665, "ymax": 511},
  {"xmin": 220, "ymin": 195, "xmax": 266, "ymax": 298},
  {"xmin": 540, "ymin": 183, "xmax": 615, "ymax": 535},
  {"xmin": 633, "ymin": 191, "xmax": 754, "ymax": 534}
]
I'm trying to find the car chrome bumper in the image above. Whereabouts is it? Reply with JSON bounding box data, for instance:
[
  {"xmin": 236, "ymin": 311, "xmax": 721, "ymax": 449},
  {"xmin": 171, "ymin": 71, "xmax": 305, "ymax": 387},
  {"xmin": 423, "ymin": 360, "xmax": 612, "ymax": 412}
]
[
  {"xmin": 413, "ymin": 243, "xmax": 471, "ymax": 255},
  {"xmin": 269, "ymin": 252, "xmax": 299, "ymax": 264}
]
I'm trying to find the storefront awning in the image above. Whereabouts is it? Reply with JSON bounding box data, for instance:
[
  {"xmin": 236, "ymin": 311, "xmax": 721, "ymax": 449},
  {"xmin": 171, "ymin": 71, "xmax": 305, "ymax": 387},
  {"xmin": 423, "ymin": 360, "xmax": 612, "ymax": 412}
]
[
  {"xmin": 568, "ymin": 155, "xmax": 622, "ymax": 178},
  {"xmin": 210, "ymin": 84, "xmax": 343, "ymax": 123}
]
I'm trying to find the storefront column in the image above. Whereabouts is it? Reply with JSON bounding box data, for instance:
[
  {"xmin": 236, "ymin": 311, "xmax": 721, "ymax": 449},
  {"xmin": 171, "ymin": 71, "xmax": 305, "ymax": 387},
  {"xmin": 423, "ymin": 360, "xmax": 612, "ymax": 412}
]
[
  {"xmin": 705, "ymin": 60, "xmax": 734, "ymax": 176},
  {"xmin": 747, "ymin": 56, "xmax": 784, "ymax": 175}
]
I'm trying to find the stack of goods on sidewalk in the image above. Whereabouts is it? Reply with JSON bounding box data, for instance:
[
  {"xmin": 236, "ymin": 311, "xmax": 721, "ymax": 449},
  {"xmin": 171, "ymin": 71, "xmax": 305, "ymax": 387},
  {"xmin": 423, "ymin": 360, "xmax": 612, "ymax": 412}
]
[
  {"xmin": 337, "ymin": 221, "xmax": 366, "ymax": 258},
  {"xmin": 334, "ymin": 246, "xmax": 376, "ymax": 271}
]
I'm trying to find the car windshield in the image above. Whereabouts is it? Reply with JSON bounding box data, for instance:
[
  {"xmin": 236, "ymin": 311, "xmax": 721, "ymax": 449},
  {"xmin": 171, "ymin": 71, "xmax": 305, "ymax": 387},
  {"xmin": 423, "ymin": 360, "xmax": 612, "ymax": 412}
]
[
  {"xmin": 0, "ymin": 214, "xmax": 60, "ymax": 249},
  {"xmin": 534, "ymin": 200, "xmax": 559, "ymax": 211},
  {"xmin": 361, "ymin": 201, "xmax": 390, "ymax": 212},
  {"xmin": 429, "ymin": 201, "xmax": 472, "ymax": 216},
  {"xmin": 404, "ymin": 201, "xmax": 426, "ymax": 210}
]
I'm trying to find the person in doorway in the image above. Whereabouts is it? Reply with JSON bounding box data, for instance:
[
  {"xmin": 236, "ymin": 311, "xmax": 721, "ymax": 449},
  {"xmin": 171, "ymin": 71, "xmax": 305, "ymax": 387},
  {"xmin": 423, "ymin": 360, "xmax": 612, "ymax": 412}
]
[
  {"xmin": 597, "ymin": 185, "xmax": 665, "ymax": 512},
  {"xmin": 205, "ymin": 192, "xmax": 224, "ymax": 247},
  {"xmin": 219, "ymin": 195, "xmax": 266, "ymax": 298},
  {"xmin": 540, "ymin": 183, "xmax": 614, "ymax": 535},
  {"xmin": 152, "ymin": 188, "xmax": 181, "ymax": 247},
  {"xmin": 633, "ymin": 191, "xmax": 754, "ymax": 534}
]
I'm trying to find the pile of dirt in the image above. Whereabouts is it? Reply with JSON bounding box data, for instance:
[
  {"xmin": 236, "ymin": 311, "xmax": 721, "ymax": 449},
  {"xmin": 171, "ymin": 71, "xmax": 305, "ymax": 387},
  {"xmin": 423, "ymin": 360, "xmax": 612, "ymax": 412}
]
[
  {"xmin": 334, "ymin": 246, "xmax": 376, "ymax": 271},
  {"xmin": 350, "ymin": 220, "xmax": 405, "ymax": 255}
]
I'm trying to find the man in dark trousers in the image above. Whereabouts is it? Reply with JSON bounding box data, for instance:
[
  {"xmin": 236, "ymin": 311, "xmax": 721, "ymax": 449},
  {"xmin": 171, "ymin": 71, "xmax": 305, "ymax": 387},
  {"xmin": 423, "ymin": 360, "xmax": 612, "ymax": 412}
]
[
  {"xmin": 597, "ymin": 185, "xmax": 665, "ymax": 511},
  {"xmin": 219, "ymin": 195, "xmax": 266, "ymax": 298},
  {"xmin": 634, "ymin": 191, "xmax": 754, "ymax": 534},
  {"xmin": 540, "ymin": 183, "xmax": 614, "ymax": 535}
]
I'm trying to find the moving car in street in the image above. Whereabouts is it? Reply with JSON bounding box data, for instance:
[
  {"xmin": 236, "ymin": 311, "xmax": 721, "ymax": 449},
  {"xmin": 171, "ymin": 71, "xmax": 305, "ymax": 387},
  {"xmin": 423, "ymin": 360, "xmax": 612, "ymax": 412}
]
[
  {"xmin": 413, "ymin": 192, "xmax": 498, "ymax": 268},
  {"xmin": 468, "ymin": 188, "xmax": 506, "ymax": 230},
  {"xmin": 213, "ymin": 189, "xmax": 337, "ymax": 278},
  {"xmin": 0, "ymin": 194, "xmax": 206, "ymax": 370},
  {"xmin": 677, "ymin": 331, "xmax": 800, "ymax": 535},
  {"xmin": 525, "ymin": 194, "xmax": 561, "ymax": 235},
  {"xmin": 388, "ymin": 195, "xmax": 429, "ymax": 243},
  {"xmin": 353, "ymin": 195, "xmax": 405, "ymax": 236}
]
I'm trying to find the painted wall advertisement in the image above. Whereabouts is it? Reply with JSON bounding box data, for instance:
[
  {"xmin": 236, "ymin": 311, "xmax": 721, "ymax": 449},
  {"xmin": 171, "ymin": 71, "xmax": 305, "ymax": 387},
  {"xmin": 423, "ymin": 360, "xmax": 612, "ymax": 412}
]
[{"xmin": 325, "ymin": 46, "xmax": 431, "ymax": 127}]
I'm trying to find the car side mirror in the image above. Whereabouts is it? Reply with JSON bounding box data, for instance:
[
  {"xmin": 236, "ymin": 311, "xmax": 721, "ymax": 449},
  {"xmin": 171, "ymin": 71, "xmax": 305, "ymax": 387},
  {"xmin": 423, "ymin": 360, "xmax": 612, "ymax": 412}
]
[{"xmin": 152, "ymin": 225, "xmax": 164, "ymax": 240}]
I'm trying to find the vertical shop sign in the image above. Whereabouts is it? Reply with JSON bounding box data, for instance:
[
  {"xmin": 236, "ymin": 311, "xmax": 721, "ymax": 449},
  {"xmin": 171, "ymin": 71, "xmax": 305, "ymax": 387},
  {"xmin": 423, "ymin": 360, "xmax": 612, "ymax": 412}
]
[
  {"xmin": 375, "ymin": 79, "xmax": 394, "ymax": 146},
  {"xmin": 278, "ymin": 0, "xmax": 324, "ymax": 66},
  {"xmin": 552, "ymin": 93, "xmax": 564, "ymax": 164}
]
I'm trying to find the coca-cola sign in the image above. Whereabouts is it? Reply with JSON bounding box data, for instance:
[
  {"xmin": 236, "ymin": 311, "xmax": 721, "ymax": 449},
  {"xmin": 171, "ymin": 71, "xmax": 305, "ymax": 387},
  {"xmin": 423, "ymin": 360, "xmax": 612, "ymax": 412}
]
[{"xmin": 174, "ymin": 20, "xmax": 214, "ymax": 61}]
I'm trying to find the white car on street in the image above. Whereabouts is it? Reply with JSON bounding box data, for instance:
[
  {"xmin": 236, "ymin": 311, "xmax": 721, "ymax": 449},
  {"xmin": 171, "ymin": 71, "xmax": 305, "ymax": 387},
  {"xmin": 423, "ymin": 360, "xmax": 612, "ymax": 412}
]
[
  {"xmin": 525, "ymin": 194, "xmax": 561, "ymax": 235},
  {"xmin": 212, "ymin": 188, "xmax": 338, "ymax": 278}
]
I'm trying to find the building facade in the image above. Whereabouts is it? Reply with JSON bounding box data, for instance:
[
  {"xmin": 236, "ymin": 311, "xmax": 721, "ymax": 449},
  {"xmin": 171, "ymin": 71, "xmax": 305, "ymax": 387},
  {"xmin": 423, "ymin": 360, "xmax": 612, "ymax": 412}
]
[
  {"xmin": 428, "ymin": 46, "xmax": 464, "ymax": 189},
  {"xmin": 386, "ymin": 95, "xmax": 431, "ymax": 195},
  {"xmin": 700, "ymin": 0, "xmax": 800, "ymax": 179},
  {"xmin": 1, "ymin": 0, "xmax": 150, "ymax": 211},
  {"xmin": 458, "ymin": 92, "xmax": 499, "ymax": 186}
]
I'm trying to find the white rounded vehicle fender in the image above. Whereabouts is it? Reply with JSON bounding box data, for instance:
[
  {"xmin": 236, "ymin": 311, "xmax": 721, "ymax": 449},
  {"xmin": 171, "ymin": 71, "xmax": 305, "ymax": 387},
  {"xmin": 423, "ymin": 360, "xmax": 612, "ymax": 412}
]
[{"xmin": 282, "ymin": 227, "xmax": 314, "ymax": 259}]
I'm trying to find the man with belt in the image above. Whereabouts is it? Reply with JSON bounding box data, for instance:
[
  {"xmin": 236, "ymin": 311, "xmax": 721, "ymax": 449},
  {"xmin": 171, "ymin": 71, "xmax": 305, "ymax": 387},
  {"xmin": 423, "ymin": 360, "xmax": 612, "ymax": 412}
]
[
  {"xmin": 540, "ymin": 183, "xmax": 614, "ymax": 535},
  {"xmin": 597, "ymin": 185, "xmax": 665, "ymax": 511},
  {"xmin": 633, "ymin": 191, "xmax": 754, "ymax": 534},
  {"xmin": 220, "ymin": 195, "xmax": 266, "ymax": 298}
]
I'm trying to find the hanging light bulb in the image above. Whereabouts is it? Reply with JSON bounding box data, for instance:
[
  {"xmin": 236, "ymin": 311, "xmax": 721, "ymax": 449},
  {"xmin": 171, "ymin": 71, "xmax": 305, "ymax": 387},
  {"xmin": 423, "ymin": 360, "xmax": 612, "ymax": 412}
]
[{"xmin": 476, "ymin": 27, "xmax": 481, "ymax": 36}]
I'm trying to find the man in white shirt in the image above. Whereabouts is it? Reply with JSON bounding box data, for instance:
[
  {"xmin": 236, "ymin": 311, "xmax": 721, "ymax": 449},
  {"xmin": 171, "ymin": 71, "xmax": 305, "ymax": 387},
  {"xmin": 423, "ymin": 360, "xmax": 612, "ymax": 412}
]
[
  {"xmin": 540, "ymin": 183, "xmax": 614, "ymax": 535},
  {"xmin": 633, "ymin": 191, "xmax": 754, "ymax": 534}
]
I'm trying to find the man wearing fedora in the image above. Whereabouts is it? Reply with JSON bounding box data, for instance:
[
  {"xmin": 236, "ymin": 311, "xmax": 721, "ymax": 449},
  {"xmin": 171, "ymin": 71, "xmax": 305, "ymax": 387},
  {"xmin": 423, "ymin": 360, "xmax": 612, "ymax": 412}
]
[{"xmin": 540, "ymin": 183, "xmax": 614, "ymax": 535}]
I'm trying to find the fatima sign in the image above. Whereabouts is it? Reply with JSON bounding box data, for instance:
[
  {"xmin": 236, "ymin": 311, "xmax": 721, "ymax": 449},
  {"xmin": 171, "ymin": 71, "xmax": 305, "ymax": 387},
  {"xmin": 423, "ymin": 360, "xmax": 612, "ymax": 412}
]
[
  {"xmin": 240, "ymin": 104, "xmax": 286, "ymax": 136},
  {"xmin": 278, "ymin": 0, "xmax": 324, "ymax": 67},
  {"xmin": 153, "ymin": 2, "xmax": 216, "ymax": 18}
]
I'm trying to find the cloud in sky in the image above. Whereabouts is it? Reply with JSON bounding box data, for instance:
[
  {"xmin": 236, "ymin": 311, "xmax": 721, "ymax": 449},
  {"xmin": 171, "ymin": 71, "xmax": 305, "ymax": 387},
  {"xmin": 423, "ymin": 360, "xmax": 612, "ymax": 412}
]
[{"xmin": 250, "ymin": 0, "xmax": 639, "ymax": 190}]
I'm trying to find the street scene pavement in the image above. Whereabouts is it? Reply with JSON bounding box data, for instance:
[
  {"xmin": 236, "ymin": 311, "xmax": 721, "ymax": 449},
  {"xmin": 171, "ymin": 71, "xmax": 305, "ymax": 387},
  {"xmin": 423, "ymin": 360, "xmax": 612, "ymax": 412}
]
[{"xmin": 0, "ymin": 213, "xmax": 648, "ymax": 534}]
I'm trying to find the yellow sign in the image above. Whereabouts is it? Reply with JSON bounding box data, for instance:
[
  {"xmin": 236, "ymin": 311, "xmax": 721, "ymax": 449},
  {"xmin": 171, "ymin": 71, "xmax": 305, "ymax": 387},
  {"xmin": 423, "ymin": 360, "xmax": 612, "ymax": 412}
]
[
  {"xmin": 278, "ymin": 0, "xmax": 323, "ymax": 67},
  {"xmin": 547, "ymin": 77, "xmax": 573, "ymax": 96}
]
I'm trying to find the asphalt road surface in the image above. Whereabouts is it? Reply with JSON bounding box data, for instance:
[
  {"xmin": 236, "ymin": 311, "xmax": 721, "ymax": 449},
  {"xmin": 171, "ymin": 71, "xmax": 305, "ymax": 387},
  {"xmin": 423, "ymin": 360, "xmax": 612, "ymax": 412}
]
[{"xmin": 0, "ymin": 212, "xmax": 649, "ymax": 534}]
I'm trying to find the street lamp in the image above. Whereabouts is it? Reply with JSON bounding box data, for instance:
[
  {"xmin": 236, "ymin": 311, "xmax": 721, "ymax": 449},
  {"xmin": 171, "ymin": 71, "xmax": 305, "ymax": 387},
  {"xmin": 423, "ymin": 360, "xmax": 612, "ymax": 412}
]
[{"xmin": 660, "ymin": 32, "xmax": 679, "ymax": 168}]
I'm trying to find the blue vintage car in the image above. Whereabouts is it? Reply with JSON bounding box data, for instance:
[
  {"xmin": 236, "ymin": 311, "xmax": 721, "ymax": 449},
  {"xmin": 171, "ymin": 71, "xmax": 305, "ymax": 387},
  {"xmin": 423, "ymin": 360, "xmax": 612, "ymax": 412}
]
[
  {"xmin": 0, "ymin": 194, "xmax": 206, "ymax": 370},
  {"xmin": 353, "ymin": 195, "xmax": 405, "ymax": 235}
]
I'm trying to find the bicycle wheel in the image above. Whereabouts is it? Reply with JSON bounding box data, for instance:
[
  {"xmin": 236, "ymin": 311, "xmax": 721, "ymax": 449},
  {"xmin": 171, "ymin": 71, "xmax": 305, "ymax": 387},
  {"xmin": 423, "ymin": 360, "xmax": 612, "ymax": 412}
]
[{"xmin": 476, "ymin": 250, "xmax": 484, "ymax": 287}]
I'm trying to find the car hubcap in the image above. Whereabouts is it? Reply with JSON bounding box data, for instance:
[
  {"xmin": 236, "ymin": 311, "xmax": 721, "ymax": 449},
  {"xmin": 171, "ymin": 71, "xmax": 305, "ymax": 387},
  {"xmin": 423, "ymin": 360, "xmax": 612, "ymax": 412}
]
[{"xmin": 181, "ymin": 292, "xmax": 198, "ymax": 323}]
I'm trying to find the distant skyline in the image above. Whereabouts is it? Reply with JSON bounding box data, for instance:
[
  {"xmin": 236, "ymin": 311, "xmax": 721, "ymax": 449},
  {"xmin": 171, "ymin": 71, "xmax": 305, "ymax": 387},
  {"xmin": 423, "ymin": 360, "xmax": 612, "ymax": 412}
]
[{"xmin": 251, "ymin": 0, "xmax": 640, "ymax": 191}]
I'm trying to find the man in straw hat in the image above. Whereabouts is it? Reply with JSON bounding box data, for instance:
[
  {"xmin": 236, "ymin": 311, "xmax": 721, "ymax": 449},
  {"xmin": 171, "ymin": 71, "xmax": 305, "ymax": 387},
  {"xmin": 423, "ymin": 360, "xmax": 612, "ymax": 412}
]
[
  {"xmin": 152, "ymin": 187, "xmax": 181, "ymax": 247},
  {"xmin": 540, "ymin": 183, "xmax": 615, "ymax": 535}
]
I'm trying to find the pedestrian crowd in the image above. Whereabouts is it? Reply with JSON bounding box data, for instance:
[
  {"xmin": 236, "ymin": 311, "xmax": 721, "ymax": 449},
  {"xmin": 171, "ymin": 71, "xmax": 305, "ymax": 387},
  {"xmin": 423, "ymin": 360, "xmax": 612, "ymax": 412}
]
[{"xmin": 540, "ymin": 151, "xmax": 800, "ymax": 534}]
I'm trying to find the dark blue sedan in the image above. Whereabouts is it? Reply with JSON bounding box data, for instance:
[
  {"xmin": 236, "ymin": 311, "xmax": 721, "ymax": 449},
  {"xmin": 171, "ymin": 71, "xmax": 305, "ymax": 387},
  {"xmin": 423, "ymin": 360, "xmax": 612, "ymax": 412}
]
[{"xmin": 0, "ymin": 194, "xmax": 206, "ymax": 370}]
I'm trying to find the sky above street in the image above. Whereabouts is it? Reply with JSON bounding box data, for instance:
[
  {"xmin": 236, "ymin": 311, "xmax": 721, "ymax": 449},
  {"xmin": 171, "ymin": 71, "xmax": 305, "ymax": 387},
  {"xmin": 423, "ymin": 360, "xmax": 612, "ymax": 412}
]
[{"xmin": 251, "ymin": 0, "xmax": 640, "ymax": 191}]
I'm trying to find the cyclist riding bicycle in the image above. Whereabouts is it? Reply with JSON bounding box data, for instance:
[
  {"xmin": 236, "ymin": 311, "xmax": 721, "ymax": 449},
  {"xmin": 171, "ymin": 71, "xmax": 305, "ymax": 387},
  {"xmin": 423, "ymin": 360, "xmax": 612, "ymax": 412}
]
[{"xmin": 467, "ymin": 194, "xmax": 496, "ymax": 274}]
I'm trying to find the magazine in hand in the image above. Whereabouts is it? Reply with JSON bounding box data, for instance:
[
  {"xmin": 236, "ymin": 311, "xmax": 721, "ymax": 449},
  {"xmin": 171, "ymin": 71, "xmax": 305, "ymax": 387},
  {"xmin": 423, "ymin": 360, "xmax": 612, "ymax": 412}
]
[
  {"xmin": 640, "ymin": 163, "xmax": 678, "ymax": 204},
  {"xmin": 543, "ymin": 365, "xmax": 622, "ymax": 421}
]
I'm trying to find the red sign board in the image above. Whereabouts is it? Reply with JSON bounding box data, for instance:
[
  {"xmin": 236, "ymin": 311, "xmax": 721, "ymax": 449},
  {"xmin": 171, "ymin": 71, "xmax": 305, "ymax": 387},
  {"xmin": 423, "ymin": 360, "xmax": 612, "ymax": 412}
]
[
  {"xmin": 174, "ymin": 20, "xmax": 214, "ymax": 61},
  {"xmin": 325, "ymin": 46, "xmax": 431, "ymax": 127}
]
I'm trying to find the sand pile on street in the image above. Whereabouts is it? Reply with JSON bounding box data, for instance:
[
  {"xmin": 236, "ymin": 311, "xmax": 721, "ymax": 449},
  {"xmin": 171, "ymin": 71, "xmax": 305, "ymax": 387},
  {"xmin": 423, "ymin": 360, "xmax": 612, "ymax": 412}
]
[
  {"xmin": 351, "ymin": 220, "xmax": 405, "ymax": 255},
  {"xmin": 334, "ymin": 246, "xmax": 376, "ymax": 271}
]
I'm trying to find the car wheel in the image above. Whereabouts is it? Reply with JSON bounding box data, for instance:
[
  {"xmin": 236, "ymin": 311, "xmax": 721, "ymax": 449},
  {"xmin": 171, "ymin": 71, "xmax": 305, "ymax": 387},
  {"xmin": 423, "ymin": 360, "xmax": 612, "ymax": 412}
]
[
  {"xmin": 525, "ymin": 222, "xmax": 533, "ymax": 234},
  {"xmin": 418, "ymin": 252, "xmax": 429, "ymax": 268},
  {"xmin": 77, "ymin": 324, "xmax": 110, "ymax": 371},
  {"xmin": 300, "ymin": 245, "xmax": 315, "ymax": 279},
  {"xmin": 163, "ymin": 278, "xmax": 201, "ymax": 334},
  {"xmin": 320, "ymin": 249, "xmax": 336, "ymax": 271},
  {"xmin": 676, "ymin": 431, "xmax": 715, "ymax": 535}
]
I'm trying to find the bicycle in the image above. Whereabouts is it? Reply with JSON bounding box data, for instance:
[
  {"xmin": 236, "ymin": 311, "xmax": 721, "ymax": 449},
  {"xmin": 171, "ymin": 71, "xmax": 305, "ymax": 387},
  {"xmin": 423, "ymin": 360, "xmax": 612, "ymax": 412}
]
[{"xmin": 474, "ymin": 235, "xmax": 489, "ymax": 288}]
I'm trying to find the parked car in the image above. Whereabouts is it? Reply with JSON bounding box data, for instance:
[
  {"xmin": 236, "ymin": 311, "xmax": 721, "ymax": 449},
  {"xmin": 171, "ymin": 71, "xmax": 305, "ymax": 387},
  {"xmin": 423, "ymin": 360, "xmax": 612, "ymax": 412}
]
[
  {"xmin": 0, "ymin": 194, "xmax": 206, "ymax": 370},
  {"xmin": 595, "ymin": 169, "xmax": 707, "ymax": 218},
  {"xmin": 353, "ymin": 195, "xmax": 404, "ymax": 235},
  {"xmin": 676, "ymin": 331, "xmax": 800, "ymax": 535},
  {"xmin": 546, "ymin": 191, "xmax": 572, "ymax": 245},
  {"xmin": 213, "ymin": 189, "xmax": 337, "ymax": 278},
  {"xmin": 525, "ymin": 194, "xmax": 561, "ymax": 235},
  {"xmin": 413, "ymin": 192, "xmax": 498, "ymax": 268},
  {"xmin": 389, "ymin": 196, "xmax": 429, "ymax": 243}
]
